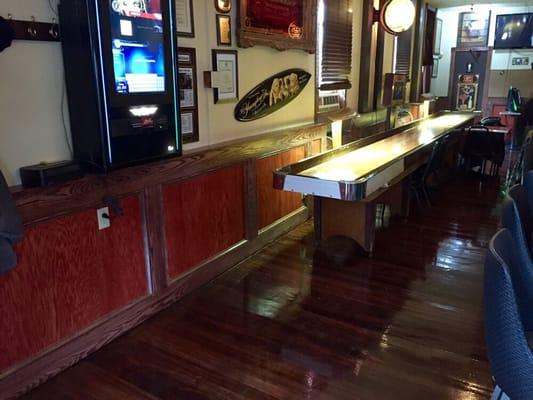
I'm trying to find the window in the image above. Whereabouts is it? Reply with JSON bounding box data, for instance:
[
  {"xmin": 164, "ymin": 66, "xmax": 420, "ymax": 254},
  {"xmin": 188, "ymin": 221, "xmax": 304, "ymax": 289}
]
[
  {"xmin": 317, "ymin": 0, "xmax": 354, "ymax": 91},
  {"xmin": 393, "ymin": 29, "xmax": 412, "ymax": 77}
]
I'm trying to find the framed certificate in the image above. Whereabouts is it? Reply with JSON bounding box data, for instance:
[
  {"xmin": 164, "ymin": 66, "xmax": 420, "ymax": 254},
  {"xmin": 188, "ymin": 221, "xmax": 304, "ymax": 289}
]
[
  {"xmin": 176, "ymin": 0, "xmax": 194, "ymax": 37},
  {"xmin": 216, "ymin": 14, "xmax": 232, "ymax": 46},
  {"xmin": 212, "ymin": 50, "xmax": 239, "ymax": 103}
]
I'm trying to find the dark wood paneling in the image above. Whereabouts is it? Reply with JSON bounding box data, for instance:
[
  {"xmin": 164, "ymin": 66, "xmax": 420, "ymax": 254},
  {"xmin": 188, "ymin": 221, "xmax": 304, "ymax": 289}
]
[
  {"xmin": 0, "ymin": 196, "xmax": 147, "ymax": 374},
  {"xmin": 164, "ymin": 165, "xmax": 245, "ymax": 279},
  {"xmin": 0, "ymin": 207, "xmax": 309, "ymax": 400},
  {"xmin": 12, "ymin": 125, "xmax": 327, "ymax": 225},
  {"xmin": 256, "ymin": 147, "xmax": 306, "ymax": 229}
]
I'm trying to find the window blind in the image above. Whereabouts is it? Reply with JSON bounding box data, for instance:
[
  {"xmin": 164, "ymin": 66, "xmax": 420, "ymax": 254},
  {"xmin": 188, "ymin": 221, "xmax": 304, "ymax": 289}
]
[
  {"xmin": 320, "ymin": 0, "xmax": 353, "ymax": 90},
  {"xmin": 394, "ymin": 29, "xmax": 412, "ymax": 77}
]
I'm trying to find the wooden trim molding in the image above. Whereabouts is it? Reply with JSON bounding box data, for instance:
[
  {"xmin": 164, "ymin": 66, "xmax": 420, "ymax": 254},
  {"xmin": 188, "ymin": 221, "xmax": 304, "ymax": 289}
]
[
  {"xmin": 11, "ymin": 123, "xmax": 328, "ymax": 226},
  {"xmin": 143, "ymin": 185, "xmax": 168, "ymax": 294}
]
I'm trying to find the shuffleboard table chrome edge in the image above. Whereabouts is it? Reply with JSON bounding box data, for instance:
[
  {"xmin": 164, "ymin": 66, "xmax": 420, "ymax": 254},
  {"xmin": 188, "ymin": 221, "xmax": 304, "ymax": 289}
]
[{"xmin": 273, "ymin": 111, "xmax": 478, "ymax": 201}]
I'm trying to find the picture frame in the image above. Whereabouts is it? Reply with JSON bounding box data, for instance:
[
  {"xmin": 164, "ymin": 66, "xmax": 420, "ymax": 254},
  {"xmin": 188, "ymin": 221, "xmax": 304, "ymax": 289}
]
[
  {"xmin": 212, "ymin": 49, "xmax": 239, "ymax": 103},
  {"xmin": 176, "ymin": 0, "xmax": 195, "ymax": 37},
  {"xmin": 215, "ymin": 0, "xmax": 231, "ymax": 13},
  {"xmin": 216, "ymin": 14, "xmax": 232, "ymax": 46},
  {"xmin": 178, "ymin": 47, "xmax": 199, "ymax": 143},
  {"xmin": 456, "ymin": 74, "xmax": 479, "ymax": 111},
  {"xmin": 237, "ymin": 0, "xmax": 317, "ymax": 53},
  {"xmin": 434, "ymin": 18, "xmax": 442, "ymax": 55},
  {"xmin": 457, "ymin": 11, "xmax": 491, "ymax": 48},
  {"xmin": 431, "ymin": 58, "xmax": 439, "ymax": 78}
]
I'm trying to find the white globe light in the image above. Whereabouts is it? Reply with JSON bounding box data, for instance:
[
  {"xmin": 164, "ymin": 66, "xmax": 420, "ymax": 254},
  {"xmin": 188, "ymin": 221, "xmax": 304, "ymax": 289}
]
[{"xmin": 381, "ymin": 0, "xmax": 416, "ymax": 34}]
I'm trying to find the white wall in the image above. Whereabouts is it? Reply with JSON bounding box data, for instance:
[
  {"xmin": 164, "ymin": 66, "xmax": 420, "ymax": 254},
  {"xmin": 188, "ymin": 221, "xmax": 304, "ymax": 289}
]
[
  {"xmin": 432, "ymin": 3, "xmax": 533, "ymax": 97},
  {"xmin": 0, "ymin": 0, "xmax": 315, "ymax": 186}
]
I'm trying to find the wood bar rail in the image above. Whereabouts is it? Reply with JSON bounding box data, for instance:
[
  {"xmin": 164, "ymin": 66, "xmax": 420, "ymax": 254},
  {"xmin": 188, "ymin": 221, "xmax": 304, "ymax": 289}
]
[{"xmin": 0, "ymin": 123, "xmax": 327, "ymax": 399}]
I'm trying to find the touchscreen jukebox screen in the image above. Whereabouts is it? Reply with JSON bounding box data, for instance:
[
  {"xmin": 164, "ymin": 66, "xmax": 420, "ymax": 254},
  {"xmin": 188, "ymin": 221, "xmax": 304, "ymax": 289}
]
[{"xmin": 109, "ymin": 0, "xmax": 166, "ymax": 94}]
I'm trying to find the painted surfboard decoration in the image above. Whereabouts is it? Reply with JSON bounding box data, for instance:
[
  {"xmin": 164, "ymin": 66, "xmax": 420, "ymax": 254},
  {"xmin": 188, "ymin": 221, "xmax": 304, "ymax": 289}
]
[{"xmin": 234, "ymin": 69, "xmax": 312, "ymax": 122}]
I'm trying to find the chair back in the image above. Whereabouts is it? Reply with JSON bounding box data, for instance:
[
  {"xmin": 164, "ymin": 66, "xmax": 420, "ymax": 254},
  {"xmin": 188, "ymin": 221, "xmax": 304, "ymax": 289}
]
[
  {"xmin": 505, "ymin": 185, "xmax": 533, "ymax": 250},
  {"xmin": 501, "ymin": 185, "xmax": 533, "ymax": 331},
  {"xmin": 485, "ymin": 229, "xmax": 533, "ymax": 399},
  {"xmin": 423, "ymin": 135, "xmax": 449, "ymax": 180}
]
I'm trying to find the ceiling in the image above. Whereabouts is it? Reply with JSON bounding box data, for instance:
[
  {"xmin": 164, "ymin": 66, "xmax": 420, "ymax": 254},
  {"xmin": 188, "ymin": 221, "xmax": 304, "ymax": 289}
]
[{"xmin": 428, "ymin": 0, "xmax": 533, "ymax": 8}]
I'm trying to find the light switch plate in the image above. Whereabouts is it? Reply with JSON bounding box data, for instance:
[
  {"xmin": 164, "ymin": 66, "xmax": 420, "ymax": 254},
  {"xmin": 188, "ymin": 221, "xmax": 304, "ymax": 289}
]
[{"xmin": 97, "ymin": 207, "xmax": 110, "ymax": 230}]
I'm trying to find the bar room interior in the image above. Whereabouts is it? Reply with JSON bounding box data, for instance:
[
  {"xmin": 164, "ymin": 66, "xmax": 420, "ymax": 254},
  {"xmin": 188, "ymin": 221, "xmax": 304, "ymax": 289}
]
[{"xmin": 1, "ymin": 0, "xmax": 533, "ymax": 398}]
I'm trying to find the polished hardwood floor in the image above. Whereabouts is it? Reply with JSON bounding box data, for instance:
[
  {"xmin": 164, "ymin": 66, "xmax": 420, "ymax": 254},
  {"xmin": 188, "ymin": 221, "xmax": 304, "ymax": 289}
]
[{"xmin": 22, "ymin": 174, "xmax": 502, "ymax": 400}]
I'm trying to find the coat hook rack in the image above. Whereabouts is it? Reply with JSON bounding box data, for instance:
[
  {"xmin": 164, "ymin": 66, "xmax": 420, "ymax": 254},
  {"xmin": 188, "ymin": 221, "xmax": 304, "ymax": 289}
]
[{"xmin": 6, "ymin": 15, "xmax": 60, "ymax": 42}]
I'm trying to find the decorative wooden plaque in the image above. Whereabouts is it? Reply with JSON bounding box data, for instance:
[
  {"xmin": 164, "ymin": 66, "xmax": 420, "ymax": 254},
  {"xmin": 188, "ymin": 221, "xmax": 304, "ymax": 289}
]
[
  {"xmin": 234, "ymin": 68, "xmax": 311, "ymax": 122},
  {"xmin": 237, "ymin": 0, "xmax": 317, "ymax": 53}
]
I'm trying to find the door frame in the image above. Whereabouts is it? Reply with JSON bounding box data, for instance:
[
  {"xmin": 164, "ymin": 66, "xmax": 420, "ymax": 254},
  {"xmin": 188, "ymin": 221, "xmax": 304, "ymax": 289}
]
[{"xmin": 448, "ymin": 46, "xmax": 493, "ymax": 113}]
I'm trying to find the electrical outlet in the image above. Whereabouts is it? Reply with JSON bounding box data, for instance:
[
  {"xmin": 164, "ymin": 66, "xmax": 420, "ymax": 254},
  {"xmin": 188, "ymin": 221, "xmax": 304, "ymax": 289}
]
[{"xmin": 97, "ymin": 207, "xmax": 111, "ymax": 230}]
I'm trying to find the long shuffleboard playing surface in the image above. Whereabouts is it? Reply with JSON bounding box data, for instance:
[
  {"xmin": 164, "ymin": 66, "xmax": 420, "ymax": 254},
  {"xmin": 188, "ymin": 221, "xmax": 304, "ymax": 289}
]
[{"xmin": 274, "ymin": 112, "xmax": 476, "ymax": 201}]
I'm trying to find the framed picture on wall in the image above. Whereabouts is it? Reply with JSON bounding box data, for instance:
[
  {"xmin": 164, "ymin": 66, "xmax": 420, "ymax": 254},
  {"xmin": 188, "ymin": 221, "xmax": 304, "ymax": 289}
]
[
  {"xmin": 176, "ymin": 0, "xmax": 195, "ymax": 37},
  {"xmin": 216, "ymin": 14, "xmax": 232, "ymax": 46},
  {"xmin": 212, "ymin": 49, "xmax": 239, "ymax": 103},
  {"xmin": 434, "ymin": 18, "xmax": 443, "ymax": 55},
  {"xmin": 237, "ymin": 0, "xmax": 316, "ymax": 53},
  {"xmin": 456, "ymin": 74, "xmax": 479, "ymax": 111},
  {"xmin": 457, "ymin": 11, "xmax": 491, "ymax": 47},
  {"xmin": 178, "ymin": 47, "xmax": 199, "ymax": 143},
  {"xmin": 431, "ymin": 58, "xmax": 439, "ymax": 78}
]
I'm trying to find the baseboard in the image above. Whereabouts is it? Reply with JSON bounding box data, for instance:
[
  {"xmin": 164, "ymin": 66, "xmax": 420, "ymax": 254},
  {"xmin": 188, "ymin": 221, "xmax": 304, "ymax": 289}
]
[{"xmin": 0, "ymin": 207, "xmax": 309, "ymax": 400}]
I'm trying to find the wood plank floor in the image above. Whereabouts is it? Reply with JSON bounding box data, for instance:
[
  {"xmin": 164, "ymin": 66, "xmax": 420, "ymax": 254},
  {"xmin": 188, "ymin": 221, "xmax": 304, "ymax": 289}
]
[{"xmin": 22, "ymin": 175, "xmax": 501, "ymax": 400}]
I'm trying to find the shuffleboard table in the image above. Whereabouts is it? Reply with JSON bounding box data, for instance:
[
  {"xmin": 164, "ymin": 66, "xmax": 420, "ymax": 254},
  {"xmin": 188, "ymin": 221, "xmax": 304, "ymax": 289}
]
[{"xmin": 273, "ymin": 112, "xmax": 477, "ymax": 253}]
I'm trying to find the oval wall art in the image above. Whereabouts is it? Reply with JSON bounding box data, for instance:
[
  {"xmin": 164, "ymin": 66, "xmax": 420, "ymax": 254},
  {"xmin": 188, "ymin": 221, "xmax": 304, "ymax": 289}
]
[{"xmin": 234, "ymin": 69, "xmax": 311, "ymax": 122}]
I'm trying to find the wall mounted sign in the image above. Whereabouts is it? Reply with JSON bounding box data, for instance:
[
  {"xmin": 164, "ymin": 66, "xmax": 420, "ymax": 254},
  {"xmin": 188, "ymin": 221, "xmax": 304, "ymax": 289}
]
[
  {"xmin": 234, "ymin": 69, "xmax": 311, "ymax": 122},
  {"xmin": 237, "ymin": 0, "xmax": 316, "ymax": 53},
  {"xmin": 456, "ymin": 74, "xmax": 479, "ymax": 111}
]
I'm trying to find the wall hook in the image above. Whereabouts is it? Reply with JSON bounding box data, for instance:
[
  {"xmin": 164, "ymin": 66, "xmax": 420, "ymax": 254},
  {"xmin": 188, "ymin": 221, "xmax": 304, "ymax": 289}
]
[
  {"xmin": 49, "ymin": 18, "xmax": 59, "ymax": 39},
  {"xmin": 27, "ymin": 16, "xmax": 37, "ymax": 38}
]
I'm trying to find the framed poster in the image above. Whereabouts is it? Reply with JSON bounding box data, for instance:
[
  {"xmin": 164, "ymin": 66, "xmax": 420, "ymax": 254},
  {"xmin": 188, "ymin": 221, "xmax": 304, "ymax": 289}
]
[
  {"xmin": 212, "ymin": 49, "xmax": 239, "ymax": 103},
  {"xmin": 434, "ymin": 18, "xmax": 442, "ymax": 55},
  {"xmin": 457, "ymin": 11, "xmax": 490, "ymax": 47},
  {"xmin": 456, "ymin": 74, "xmax": 479, "ymax": 111},
  {"xmin": 215, "ymin": 0, "xmax": 231, "ymax": 13},
  {"xmin": 237, "ymin": 0, "xmax": 317, "ymax": 53},
  {"xmin": 176, "ymin": 0, "xmax": 194, "ymax": 37},
  {"xmin": 216, "ymin": 14, "xmax": 232, "ymax": 46},
  {"xmin": 431, "ymin": 58, "xmax": 439, "ymax": 78},
  {"xmin": 178, "ymin": 47, "xmax": 199, "ymax": 143}
]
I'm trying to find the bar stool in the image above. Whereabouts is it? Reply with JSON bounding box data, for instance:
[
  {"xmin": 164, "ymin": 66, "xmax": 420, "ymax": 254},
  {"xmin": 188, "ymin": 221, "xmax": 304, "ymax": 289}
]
[{"xmin": 485, "ymin": 229, "xmax": 533, "ymax": 400}]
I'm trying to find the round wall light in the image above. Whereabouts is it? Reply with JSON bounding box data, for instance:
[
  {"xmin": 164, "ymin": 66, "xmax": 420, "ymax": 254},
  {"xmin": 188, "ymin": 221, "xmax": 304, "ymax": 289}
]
[{"xmin": 380, "ymin": 0, "xmax": 416, "ymax": 35}]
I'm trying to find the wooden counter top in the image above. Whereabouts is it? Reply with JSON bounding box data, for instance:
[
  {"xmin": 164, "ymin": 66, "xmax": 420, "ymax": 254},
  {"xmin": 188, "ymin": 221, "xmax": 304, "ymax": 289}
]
[{"xmin": 12, "ymin": 123, "xmax": 327, "ymax": 224}]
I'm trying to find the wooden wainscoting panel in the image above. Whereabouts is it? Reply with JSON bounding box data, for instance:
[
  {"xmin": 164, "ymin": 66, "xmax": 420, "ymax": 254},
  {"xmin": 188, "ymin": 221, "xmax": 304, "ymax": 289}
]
[
  {"xmin": 0, "ymin": 196, "xmax": 147, "ymax": 373},
  {"xmin": 163, "ymin": 165, "xmax": 245, "ymax": 280},
  {"xmin": 256, "ymin": 147, "xmax": 306, "ymax": 229}
]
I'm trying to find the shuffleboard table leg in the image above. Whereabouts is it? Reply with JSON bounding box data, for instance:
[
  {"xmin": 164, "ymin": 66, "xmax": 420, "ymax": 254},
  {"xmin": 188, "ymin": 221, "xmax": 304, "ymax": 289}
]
[
  {"xmin": 313, "ymin": 196, "xmax": 322, "ymax": 245},
  {"xmin": 319, "ymin": 197, "xmax": 376, "ymax": 254}
]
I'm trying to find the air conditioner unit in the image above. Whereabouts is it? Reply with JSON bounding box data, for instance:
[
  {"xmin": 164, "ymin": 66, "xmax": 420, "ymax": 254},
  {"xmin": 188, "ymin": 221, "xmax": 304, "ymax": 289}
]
[{"xmin": 318, "ymin": 93, "xmax": 341, "ymax": 113}]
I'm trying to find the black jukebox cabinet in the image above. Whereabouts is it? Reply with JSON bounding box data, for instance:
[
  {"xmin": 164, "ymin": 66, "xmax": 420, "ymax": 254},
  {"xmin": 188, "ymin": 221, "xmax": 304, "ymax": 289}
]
[{"xmin": 59, "ymin": 0, "xmax": 181, "ymax": 171}]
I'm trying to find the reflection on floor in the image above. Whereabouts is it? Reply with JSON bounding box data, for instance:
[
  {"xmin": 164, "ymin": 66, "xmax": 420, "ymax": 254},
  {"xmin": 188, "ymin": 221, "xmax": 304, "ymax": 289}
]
[{"xmin": 23, "ymin": 175, "xmax": 501, "ymax": 400}]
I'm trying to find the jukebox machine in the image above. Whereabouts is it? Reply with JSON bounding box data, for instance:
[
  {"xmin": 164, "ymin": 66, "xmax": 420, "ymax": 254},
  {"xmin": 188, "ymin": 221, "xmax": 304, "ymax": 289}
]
[{"xmin": 59, "ymin": 0, "xmax": 181, "ymax": 171}]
